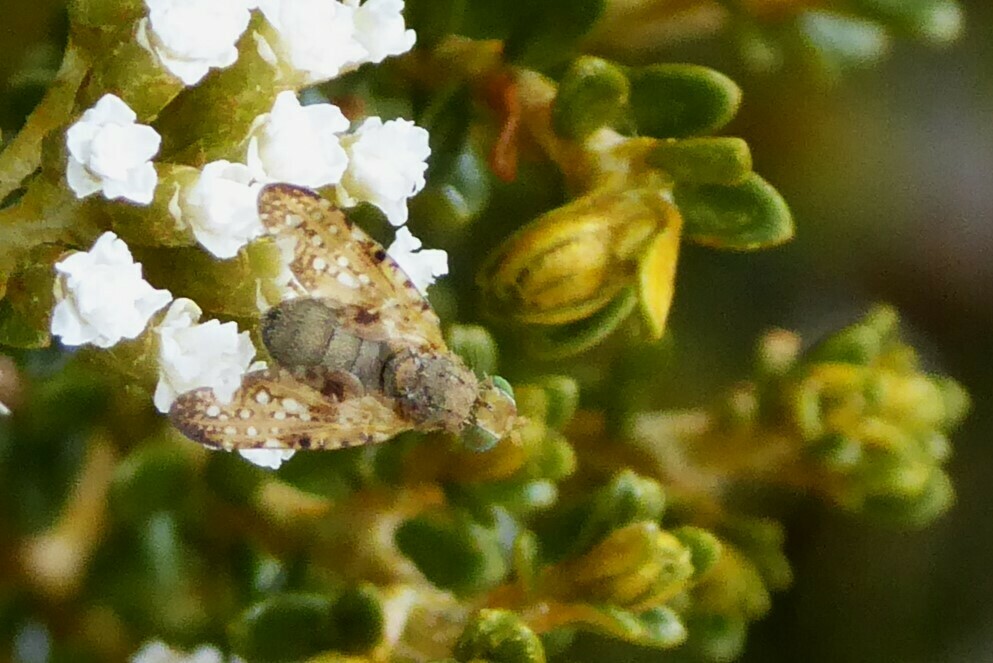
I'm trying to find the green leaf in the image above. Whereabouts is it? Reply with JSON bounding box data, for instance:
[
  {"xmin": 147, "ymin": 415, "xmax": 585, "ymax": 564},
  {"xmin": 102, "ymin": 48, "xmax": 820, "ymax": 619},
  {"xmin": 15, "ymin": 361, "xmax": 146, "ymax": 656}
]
[
  {"xmin": 571, "ymin": 470, "xmax": 666, "ymax": 555},
  {"xmin": 230, "ymin": 594, "xmax": 336, "ymax": 663},
  {"xmin": 683, "ymin": 613, "xmax": 748, "ymax": 661},
  {"xmin": 327, "ymin": 585, "xmax": 384, "ymax": 654},
  {"xmin": 454, "ymin": 609, "xmax": 546, "ymax": 663},
  {"xmin": 861, "ymin": 469, "xmax": 954, "ymax": 528},
  {"xmin": 628, "ymin": 65, "xmax": 741, "ymax": 138},
  {"xmin": 584, "ymin": 605, "xmax": 687, "ymax": 649},
  {"xmin": 646, "ymin": 137, "xmax": 752, "ymax": 185},
  {"xmin": 535, "ymin": 375, "xmax": 580, "ymax": 430},
  {"xmin": 674, "ymin": 173, "xmax": 794, "ymax": 250},
  {"xmin": 552, "ymin": 57, "xmax": 629, "ymax": 140},
  {"xmin": 446, "ymin": 324, "xmax": 499, "ymax": 377},
  {"xmin": 524, "ymin": 288, "xmax": 637, "ymax": 360},
  {"xmin": 395, "ymin": 512, "xmax": 507, "ymax": 596},
  {"xmin": 673, "ymin": 526, "xmax": 723, "ymax": 580},
  {"xmin": 409, "ymin": 137, "xmax": 493, "ymax": 247}
]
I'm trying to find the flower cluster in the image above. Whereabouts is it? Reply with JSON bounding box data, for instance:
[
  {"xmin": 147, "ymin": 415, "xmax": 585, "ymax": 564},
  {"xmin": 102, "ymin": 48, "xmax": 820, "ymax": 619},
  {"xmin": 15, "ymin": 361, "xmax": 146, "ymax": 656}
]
[
  {"xmin": 131, "ymin": 640, "xmax": 243, "ymax": 663},
  {"xmin": 50, "ymin": 0, "xmax": 445, "ymax": 470},
  {"xmin": 65, "ymin": 95, "xmax": 161, "ymax": 205},
  {"xmin": 256, "ymin": 0, "xmax": 416, "ymax": 84}
]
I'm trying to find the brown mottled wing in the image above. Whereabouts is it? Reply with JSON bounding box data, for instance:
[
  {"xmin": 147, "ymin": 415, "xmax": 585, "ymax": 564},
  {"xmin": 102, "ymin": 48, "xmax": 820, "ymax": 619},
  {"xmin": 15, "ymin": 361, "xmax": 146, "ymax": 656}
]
[
  {"xmin": 258, "ymin": 183, "xmax": 445, "ymax": 350},
  {"xmin": 169, "ymin": 368, "xmax": 413, "ymax": 451}
]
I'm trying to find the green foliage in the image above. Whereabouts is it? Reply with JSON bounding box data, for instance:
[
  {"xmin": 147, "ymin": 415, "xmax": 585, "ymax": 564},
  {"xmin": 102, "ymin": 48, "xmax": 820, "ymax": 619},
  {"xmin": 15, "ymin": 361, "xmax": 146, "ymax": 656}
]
[
  {"xmin": 0, "ymin": 2, "xmax": 971, "ymax": 663},
  {"xmin": 673, "ymin": 174, "xmax": 794, "ymax": 250},
  {"xmin": 453, "ymin": 610, "xmax": 546, "ymax": 663},
  {"xmin": 627, "ymin": 65, "xmax": 741, "ymax": 139}
]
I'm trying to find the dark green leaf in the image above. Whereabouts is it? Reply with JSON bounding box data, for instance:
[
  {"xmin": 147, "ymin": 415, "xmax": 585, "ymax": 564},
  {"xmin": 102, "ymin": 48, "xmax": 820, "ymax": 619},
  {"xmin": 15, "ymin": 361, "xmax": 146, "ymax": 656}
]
[
  {"xmin": 674, "ymin": 174, "xmax": 794, "ymax": 250},
  {"xmin": 646, "ymin": 137, "xmax": 752, "ymax": 185},
  {"xmin": 552, "ymin": 57, "xmax": 629, "ymax": 139},
  {"xmin": 628, "ymin": 65, "xmax": 741, "ymax": 138}
]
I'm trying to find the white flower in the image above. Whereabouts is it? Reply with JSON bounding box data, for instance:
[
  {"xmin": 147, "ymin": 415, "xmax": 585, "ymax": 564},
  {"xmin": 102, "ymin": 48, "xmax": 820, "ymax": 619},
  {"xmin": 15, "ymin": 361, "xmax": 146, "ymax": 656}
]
[
  {"xmin": 257, "ymin": 0, "xmax": 367, "ymax": 83},
  {"xmin": 137, "ymin": 0, "xmax": 255, "ymax": 85},
  {"xmin": 238, "ymin": 448, "xmax": 296, "ymax": 469},
  {"xmin": 246, "ymin": 91, "xmax": 350, "ymax": 189},
  {"xmin": 176, "ymin": 160, "xmax": 263, "ymax": 259},
  {"xmin": 51, "ymin": 232, "xmax": 172, "ymax": 349},
  {"xmin": 347, "ymin": 0, "xmax": 416, "ymax": 64},
  {"xmin": 339, "ymin": 117, "xmax": 430, "ymax": 225},
  {"xmin": 153, "ymin": 299, "xmax": 257, "ymax": 413},
  {"xmin": 0, "ymin": 401, "xmax": 9, "ymax": 416},
  {"xmin": 387, "ymin": 226, "xmax": 447, "ymax": 294},
  {"xmin": 131, "ymin": 640, "xmax": 243, "ymax": 663},
  {"xmin": 65, "ymin": 94, "xmax": 161, "ymax": 204}
]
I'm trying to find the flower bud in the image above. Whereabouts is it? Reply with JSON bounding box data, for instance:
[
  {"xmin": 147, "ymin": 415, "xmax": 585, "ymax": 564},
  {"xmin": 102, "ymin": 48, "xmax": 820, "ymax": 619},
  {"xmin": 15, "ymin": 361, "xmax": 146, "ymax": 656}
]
[
  {"xmin": 454, "ymin": 609, "xmax": 546, "ymax": 663},
  {"xmin": 480, "ymin": 187, "xmax": 671, "ymax": 326}
]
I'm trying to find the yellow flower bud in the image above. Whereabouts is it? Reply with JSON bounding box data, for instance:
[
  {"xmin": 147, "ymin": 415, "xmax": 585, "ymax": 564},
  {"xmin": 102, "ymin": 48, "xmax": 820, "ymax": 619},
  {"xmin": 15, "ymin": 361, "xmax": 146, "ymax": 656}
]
[{"xmin": 479, "ymin": 186, "xmax": 676, "ymax": 326}]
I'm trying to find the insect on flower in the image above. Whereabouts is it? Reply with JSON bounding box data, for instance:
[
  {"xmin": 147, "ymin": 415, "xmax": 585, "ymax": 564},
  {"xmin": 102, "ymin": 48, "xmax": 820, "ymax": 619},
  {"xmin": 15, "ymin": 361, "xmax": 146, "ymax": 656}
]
[{"xmin": 170, "ymin": 184, "xmax": 517, "ymax": 452}]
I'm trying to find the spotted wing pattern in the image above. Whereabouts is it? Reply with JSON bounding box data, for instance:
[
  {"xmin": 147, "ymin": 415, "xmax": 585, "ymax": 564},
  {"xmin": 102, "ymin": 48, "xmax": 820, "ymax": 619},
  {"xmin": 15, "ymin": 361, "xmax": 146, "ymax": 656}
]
[
  {"xmin": 258, "ymin": 183, "xmax": 445, "ymax": 350},
  {"xmin": 169, "ymin": 368, "xmax": 413, "ymax": 451}
]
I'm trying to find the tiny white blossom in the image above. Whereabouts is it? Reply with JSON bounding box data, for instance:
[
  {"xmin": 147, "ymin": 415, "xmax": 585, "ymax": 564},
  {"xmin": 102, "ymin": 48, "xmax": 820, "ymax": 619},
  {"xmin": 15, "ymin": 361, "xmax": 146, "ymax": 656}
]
[
  {"xmin": 137, "ymin": 0, "xmax": 255, "ymax": 85},
  {"xmin": 0, "ymin": 401, "xmax": 9, "ymax": 416},
  {"xmin": 246, "ymin": 91, "xmax": 350, "ymax": 188},
  {"xmin": 387, "ymin": 226, "xmax": 447, "ymax": 294},
  {"xmin": 238, "ymin": 448, "xmax": 296, "ymax": 469},
  {"xmin": 153, "ymin": 299, "xmax": 256, "ymax": 413},
  {"xmin": 339, "ymin": 117, "xmax": 430, "ymax": 225},
  {"xmin": 175, "ymin": 160, "xmax": 263, "ymax": 259},
  {"xmin": 51, "ymin": 232, "xmax": 172, "ymax": 349},
  {"xmin": 257, "ymin": 0, "xmax": 367, "ymax": 83},
  {"xmin": 347, "ymin": 0, "xmax": 416, "ymax": 64},
  {"xmin": 131, "ymin": 640, "xmax": 243, "ymax": 663},
  {"xmin": 65, "ymin": 94, "xmax": 161, "ymax": 204}
]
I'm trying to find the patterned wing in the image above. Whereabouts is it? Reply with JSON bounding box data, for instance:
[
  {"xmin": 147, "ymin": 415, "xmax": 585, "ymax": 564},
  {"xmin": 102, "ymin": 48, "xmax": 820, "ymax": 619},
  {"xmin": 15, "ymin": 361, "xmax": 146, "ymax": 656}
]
[
  {"xmin": 169, "ymin": 368, "xmax": 413, "ymax": 451},
  {"xmin": 258, "ymin": 183, "xmax": 445, "ymax": 350}
]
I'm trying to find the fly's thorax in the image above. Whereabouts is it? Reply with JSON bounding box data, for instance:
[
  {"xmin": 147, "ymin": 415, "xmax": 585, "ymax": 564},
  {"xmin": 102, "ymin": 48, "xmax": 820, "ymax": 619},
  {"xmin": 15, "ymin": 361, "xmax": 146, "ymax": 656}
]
[
  {"xmin": 383, "ymin": 349, "xmax": 479, "ymax": 433},
  {"xmin": 261, "ymin": 298, "xmax": 340, "ymax": 366}
]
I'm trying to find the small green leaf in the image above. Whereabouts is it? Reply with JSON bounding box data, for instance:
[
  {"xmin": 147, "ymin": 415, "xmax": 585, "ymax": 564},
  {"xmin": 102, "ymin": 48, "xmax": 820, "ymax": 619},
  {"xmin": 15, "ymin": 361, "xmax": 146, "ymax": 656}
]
[
  {"xmin": 535, "ymin": 376, "xmax": 579, "ymax": 430},
  {"xmin": 410, "ymin": 140, "xmax": 493, "ymax": 235},
  {"xmin": 673, "ymin": 526, "xmax": 723, "ymax": 580},
  {"xmin": 585, "ymin": 605, "xmax": 687, "ymax": 649},
  {"xmin": 674, "ymin": 173, "xmax": 794, "ymax": 250},
  {"xmin": 395, "ymin": 512, "xmax": 507, "ymax": 596},
  {"xmin": 628, "ymin": 65, "xmax": 741, "ymax": 138},
  {"xmin": 552, "ymin": 56, "xmax": 629, "ymax": 140},
  {"xmin": 646, "ymin": 137, "xmax": 752, "ymax": 185},
  {"xmin": 230, "ymin": 594, "xmax": 335, "ymax": 663},
  {"xmin": 327, "ymin": 585, "xmax": 384, "ymax": 654},
  {"xmin": 571, "ymin": 470, "xmax": 666, "ymax": 555},
  {"xmin": 525, "ymin": 288, "xmax": 637, "ymax": 360},
  {"xmin": 861, "ymin": 469, "xmax": 954, "ymax": 527},
  {"xmin": 683, "ymin": 613, "xmax": 748, "ymax": 661},
  {"xmin": 454, "ymin": 609, "xmax": 546, "ymax": 663},
  {"xmin": 446, "ymin": 324, "xmax": 499, "ymax": 377},
  {"xmin": 806, "ymin": 324, "xmax": 885, "ymax": 365}
]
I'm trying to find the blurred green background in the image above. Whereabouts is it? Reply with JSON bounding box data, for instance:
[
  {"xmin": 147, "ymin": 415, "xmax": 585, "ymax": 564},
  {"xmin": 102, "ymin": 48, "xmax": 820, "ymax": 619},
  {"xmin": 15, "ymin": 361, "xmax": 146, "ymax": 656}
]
[{"xmin": 2, "ymin": 2, "xmax": 991, "ymax": 661}]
